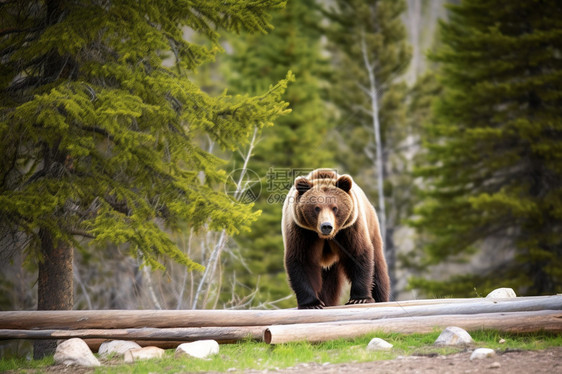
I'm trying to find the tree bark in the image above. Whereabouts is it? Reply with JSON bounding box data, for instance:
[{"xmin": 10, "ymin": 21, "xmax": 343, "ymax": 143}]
[{"xmin": 34, "ymin": 229, "xmax": 74, "ymax": 359}]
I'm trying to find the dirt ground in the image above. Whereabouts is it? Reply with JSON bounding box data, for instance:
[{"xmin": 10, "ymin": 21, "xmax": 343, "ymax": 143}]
[
  {"xmin": 24, "ymin": 347, "xmax": 561, "ymax": 374},
  {"xmin": 243, "ymin": 348, "xmax": 562, "ymax": 374}
]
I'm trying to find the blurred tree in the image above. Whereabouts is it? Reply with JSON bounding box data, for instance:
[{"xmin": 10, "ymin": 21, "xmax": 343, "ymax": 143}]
[
  {"xmin": 322, "ymin": 0, "xmax": 411, "ymax": 297},
  {"xmin": 224, "ymin": 0, "xmax": 334, "ymax": 308},
  {"xmin": 0, "ymin": 0, "xmax": 290, "ymax": 356},
  {"xmin": 410, "ymin": 0, "xmax": 562, "ymax": 296}
]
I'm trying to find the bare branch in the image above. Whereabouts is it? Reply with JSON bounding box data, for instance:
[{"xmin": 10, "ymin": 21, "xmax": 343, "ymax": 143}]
[
  {"xmin": 141, "ymin": 261, "xmax": 162, "ymax": 310},
  {"xmin": 191, "ymin": 127, "xmax": 260, "ymax": 309}
]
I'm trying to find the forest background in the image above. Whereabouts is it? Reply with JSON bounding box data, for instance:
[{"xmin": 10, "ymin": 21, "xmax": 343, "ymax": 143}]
[{"xmin": 1, "ymin": 0, "xmax": 560, "ymax": 328}]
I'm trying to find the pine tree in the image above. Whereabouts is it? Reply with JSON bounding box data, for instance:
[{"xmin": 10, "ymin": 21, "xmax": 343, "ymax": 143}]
[
  {"xmin": 323, "ymin": 0, "xmax": 411, "ymax": 296},
  {"xmin": 0, "ymin": 0, "xmax": 290, "ymax": 356},
  {"xmin": 224, "ymin": 0, "xmax": 334, "ymax": 308},
  {"xmin": 410, "ymin": 0, "xmax": 562, "ymax": 296}
]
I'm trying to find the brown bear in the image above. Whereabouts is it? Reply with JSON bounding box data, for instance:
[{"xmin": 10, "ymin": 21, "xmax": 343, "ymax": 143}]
[{"xmin": 282, "ymin": 168, "xmax": 390, "ymax": 309}]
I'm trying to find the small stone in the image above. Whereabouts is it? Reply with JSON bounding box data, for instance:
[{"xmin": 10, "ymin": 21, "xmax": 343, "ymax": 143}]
[
  {"xmin": 123, "ymin": 346, "xmax": 165, "ymax": 363},
  {"xmin": 54, "ymin": 338, "xmax": 101, "ymax": 367},
  {"xmin": 498, "ymin": 338, "xmax": 506, "ymax": 344},
  {"xmin": 98, "ymin": 340, "xmax": 141, "ymax": 356},
  {"xmin": 175, "ymin": 340, "xmax": 219, "ymax": 359},
  {"xmin": 434, "ymin": 327, "xmax": 474, "ymax": 346},
  {"xmin": 489, "ymin": 361, "xmax": 501, "ymax": 369},
  {"xmin": 366, "ymin": 338, "xmax": 393, "ymax": 351},
  {"xmin": 486, "ymin": 288, "xmax": 516, "ymax": 299},
  {"xmin": 470, "ymin": 348, "xmax": 496, "ymax": 360}
]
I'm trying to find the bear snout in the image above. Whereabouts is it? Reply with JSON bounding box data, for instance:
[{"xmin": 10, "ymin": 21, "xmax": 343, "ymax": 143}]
[{"xmin": 320, "ymin": 222, "xmax": 334, "ymax": 236}]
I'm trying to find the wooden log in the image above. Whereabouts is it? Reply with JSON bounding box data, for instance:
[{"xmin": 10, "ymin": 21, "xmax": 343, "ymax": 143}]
[
  {"xmin": 0, "ymin": 326, "xmax": 264, "ymax": 344},
  {"xmin": 0, "ymin": 295, "xmax": 560, "ymax": 330},
  {"xmin": 263, "ymin": 310, "xmax": 562, "ymax": 344}
]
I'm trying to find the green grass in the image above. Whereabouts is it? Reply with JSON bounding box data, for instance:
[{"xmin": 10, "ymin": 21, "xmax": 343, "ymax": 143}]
[
  {"xmin": 1, "ymin": 330, "xmax": 561, "ymax": 373},
  {"xmin": 0, "ymin": 355, "xmax": 54, "ymax": 372}
]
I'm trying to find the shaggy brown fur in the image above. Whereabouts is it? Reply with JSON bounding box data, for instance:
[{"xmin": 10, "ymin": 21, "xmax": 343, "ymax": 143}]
[{"xmin": 282, "ymin": 169, "xmax": 390, "ymax": 309}]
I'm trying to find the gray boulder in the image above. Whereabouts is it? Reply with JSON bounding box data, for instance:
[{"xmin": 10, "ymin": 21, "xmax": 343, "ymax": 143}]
[
  {"xmin": 366, "ymin": 338, "xmax": 393, "ymax": 351},
  {"xmin": 53, "ymin": 338, "xmax": 101, "ymax": 367},
  {"xmin": 470, "ymin": 348, "xmax": 496, "ymax": 360},
  {"xmin": 123, "ymin": 346, "xmax": 165, "ymax": 363},
  {"xmin": 434, "ymin": 326, "xmax": 474, "ymax": 346},
  {"xmin": 486, "ymin": 288, "xmax": 516, "ymax": 298},
  {"xmin": 175, "ymin": 340, "xmax": 220, "ymax": 359},
  {"xmin": 98, "ymin": 340, "xmax": 142, "ymax": 357}
]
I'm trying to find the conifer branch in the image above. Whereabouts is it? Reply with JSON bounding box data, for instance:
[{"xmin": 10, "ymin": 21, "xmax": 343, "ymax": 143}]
[
  {"xmin": 80, "ymin": 126, "xmax": 115, "ymax": 142},
  {"xmin": 0, "ymin": 0, "xmax": 293, "ymax": 315}
]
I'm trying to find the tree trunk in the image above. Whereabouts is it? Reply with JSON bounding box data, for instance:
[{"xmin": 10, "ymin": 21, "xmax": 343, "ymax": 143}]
[
  {"xmin": 33, "ymin": 229, "xmax": 73, "ymax": 359},
  {"xmin": 361, "ymin": 34, "xmax": 387, "ymax": 246},
  {"xmin": 360, "ymin": 33, "xmax": 394, "ymax": 298}
]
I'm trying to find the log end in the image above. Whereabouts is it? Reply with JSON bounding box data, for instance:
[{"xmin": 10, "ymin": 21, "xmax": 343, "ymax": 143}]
[{"xmin": 263, "ymin": 328, "xmax": 272, "ymax": 344}]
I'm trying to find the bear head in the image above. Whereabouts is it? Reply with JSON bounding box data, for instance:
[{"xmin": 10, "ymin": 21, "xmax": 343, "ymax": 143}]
[{"xmin": 293, "ymin": 174, "xmax": 354, "ymax": 239}]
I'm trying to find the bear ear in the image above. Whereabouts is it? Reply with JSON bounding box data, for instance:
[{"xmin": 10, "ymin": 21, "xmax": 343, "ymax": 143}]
[
  {"xmin": 295, "ymin": 177, "xmax": 313, "ymax": 195},
  {"xmin": 336, "ymin": 175, "xmax": 353, "ymax": 193}
]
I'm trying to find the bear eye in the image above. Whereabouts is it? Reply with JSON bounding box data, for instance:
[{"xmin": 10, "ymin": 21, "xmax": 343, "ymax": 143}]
[
  {"xmin": 314, "ymin": 206, "xmax": 320, "ymax": 213},
  {"xmin": 332, "ymin": 207, "xmax": 338, "ymax": 214}
]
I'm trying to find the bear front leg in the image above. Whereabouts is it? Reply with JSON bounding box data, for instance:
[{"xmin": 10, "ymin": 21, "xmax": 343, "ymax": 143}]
[
  {"xmin": 335, "ymin": 232, "xmax": 375, "ymax": 305},
  {"xmin": 285, "ymin": 257, "xmax": 325, "ymax": 309},
  {"xmin": 284, "ymin": 225, "xmax": 325, "ymax": 309},
  {"xmin": 345, "ymin": 261, "xmax": 375, "ymax": 306}
]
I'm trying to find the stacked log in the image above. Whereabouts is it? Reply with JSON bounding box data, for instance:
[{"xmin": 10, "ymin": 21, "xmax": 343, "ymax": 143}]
[{"xmin": 0, "ymin": 295, "xmax": 560, "ymax": 347}]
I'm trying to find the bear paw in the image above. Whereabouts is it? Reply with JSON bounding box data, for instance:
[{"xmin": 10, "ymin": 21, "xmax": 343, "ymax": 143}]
[
  {"xmin": 298, "ymin": 300, "xmax": 326, "ymax": 309},
  {"xmin": 346, "ymin": 297, "xmax": 375, "ymax": 305}
]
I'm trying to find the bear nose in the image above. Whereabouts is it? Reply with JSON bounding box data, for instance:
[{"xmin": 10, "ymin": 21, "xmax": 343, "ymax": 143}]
[{"xmin": 320, "ymin": 222, "xmax": 333, "ymax": 235}]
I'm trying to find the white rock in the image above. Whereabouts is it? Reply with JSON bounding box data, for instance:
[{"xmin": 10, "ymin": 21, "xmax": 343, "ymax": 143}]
[
  {"xmin": 489, "ymin": 361, "xmax": 501, "ymax": 369},
  {"xmin": 53, "ymin": 338, "xmax": 101, "ymax": 367},
  {"xmin": 98, "ymin": 340, "xmax": 141, "ymax": 356},
  {"xmin": 175, "ymin": 340, "xmax": 220, "ymax": 359},
  {"xmin": 123, "ymin": 346, "xmax": 165, "ymax": 363},
  {"xmin": 434, "ymin": 326, "xmax": 474, "ymax": 346},
  {"xmin": 470, "ymin": 348, "xmax": 496, "ymax": 360},
  {"xmin": 366, "ymin": 338, "xmax": 393, "ymax": 351},
  {"xmin": 486, "ymin": 288, "xmax": 516, "ymax": 298}
]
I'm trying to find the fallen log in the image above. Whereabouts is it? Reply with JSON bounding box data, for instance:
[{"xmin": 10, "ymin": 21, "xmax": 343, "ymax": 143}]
[
  {"xmin": 3, "ymin": 310, "xmax": 559, "ymax": 347},
  {"xmin": 1, "ymin": 295, "xmax": 560, "ymax": 330},
  {"xmin": 263, "ymin": 310, "xmax": 562, "ymax": 344},
  {"xmin": 0, "ymin": 326, "xmax": 264, "ymax": 344}
]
